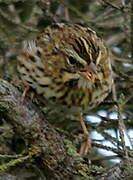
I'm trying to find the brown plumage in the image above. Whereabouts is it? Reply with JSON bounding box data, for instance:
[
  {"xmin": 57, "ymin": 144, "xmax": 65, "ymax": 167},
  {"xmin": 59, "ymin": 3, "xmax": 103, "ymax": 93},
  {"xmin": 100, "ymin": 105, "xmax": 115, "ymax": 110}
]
[{"xmin": 18, "ymin": 23, "xmax": 113, "ymax": 156}]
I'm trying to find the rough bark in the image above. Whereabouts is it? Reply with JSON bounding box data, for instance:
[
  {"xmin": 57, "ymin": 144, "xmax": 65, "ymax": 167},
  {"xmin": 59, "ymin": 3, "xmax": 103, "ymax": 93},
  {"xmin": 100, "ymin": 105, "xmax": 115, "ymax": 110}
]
[{"xmin": 0, "ymin": 79, "xmax": 80, "ymax": 180}]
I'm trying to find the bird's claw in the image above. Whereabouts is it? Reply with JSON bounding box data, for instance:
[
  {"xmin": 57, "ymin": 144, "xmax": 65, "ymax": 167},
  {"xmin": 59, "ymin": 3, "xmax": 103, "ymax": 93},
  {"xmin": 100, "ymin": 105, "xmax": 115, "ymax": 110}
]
[{"xmin": 79, "ymin": 133, "xmax": 92, "ymax": 157}]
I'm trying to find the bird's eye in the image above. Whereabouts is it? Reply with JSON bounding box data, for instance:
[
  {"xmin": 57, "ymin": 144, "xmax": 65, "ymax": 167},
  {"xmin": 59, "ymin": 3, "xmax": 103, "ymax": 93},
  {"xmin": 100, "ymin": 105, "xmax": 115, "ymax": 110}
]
[{"xmin": 68, "ymin": 56, "xmax": 77, "ymax": 65}]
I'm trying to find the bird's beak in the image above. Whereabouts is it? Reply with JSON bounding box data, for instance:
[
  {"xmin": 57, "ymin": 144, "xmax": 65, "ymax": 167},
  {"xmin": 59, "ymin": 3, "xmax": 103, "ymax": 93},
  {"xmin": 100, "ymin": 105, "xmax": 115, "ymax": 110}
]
[{"xmin": 79, "ymin": 62, "xmax": 97, "ymax": 82}]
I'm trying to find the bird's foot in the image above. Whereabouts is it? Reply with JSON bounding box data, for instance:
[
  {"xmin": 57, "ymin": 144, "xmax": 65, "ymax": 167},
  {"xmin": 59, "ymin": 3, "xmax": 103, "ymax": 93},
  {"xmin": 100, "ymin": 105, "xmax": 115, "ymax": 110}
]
[{"xmin": 79, "ymin": 133, "xmax": 92, "ymax": 157}]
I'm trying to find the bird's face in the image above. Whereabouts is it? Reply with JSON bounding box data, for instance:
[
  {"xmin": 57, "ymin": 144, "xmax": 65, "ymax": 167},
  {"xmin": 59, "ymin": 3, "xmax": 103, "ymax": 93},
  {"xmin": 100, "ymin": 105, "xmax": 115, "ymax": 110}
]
[
  {"xmin": 33, "ymin": 23, "xmax": 105, "ymax": 88},
  {"xmin": 45, "ymin": 44, "xmax": 100, "ymax": 88},
  {"xmin": 63, "ymin": 47, "xmax": 98, "ymax": 82}
]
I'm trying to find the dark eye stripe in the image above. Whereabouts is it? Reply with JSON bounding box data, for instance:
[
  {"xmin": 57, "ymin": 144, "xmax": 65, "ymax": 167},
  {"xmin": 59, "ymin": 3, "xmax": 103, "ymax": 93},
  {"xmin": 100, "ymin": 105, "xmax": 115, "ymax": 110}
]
[{"xmin": 68, "ymin": 56, "xmax": 77, "ymax": 65}]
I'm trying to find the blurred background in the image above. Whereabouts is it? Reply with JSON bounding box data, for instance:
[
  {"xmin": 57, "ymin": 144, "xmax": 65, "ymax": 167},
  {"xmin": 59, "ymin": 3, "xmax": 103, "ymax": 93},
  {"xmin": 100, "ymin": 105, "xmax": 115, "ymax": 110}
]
[{"xmin": 0, "ymin": 0, "xmax": 132, "ymax": 168}]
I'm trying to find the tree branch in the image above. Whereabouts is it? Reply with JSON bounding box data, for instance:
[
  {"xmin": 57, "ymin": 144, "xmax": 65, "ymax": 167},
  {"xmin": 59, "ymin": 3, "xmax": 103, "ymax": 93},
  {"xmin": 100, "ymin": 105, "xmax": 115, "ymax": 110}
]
[{"xmin": 0, "ymin": 79, "xmax": 81, "ymax": 179}]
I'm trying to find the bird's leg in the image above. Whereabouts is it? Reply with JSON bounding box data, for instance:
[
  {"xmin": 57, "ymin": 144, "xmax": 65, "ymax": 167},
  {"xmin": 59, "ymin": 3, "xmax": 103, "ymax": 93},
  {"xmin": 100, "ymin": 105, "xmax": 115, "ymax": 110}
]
[
  {"xmin": 78, "ymin": 112, "xmax": 92, "ymax": 157},
  {"xmin": 21, "ymin": 85, "xmax": 30, "ymax": 103}
]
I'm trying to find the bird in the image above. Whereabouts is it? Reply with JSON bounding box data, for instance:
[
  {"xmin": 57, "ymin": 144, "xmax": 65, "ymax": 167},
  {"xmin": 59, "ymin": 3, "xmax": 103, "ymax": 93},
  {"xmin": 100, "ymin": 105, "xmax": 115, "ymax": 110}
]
[{"xmin": 17, "ymin": 23, "xmax": 113, "ymax": 157}]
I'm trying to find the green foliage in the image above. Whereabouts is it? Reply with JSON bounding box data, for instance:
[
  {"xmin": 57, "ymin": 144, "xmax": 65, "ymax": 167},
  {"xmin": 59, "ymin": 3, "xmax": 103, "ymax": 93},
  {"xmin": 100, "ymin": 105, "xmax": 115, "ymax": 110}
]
[{"xmin": 0, "ymin": 156, "xmax": 27, "ymax": 173}]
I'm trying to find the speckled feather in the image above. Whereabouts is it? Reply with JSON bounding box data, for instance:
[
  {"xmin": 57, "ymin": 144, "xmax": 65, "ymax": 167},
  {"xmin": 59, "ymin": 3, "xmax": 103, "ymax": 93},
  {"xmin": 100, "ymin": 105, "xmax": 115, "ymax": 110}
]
[{"xmin": 18, "ymin": 23, "xmax": 113, "ymax": 113}]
